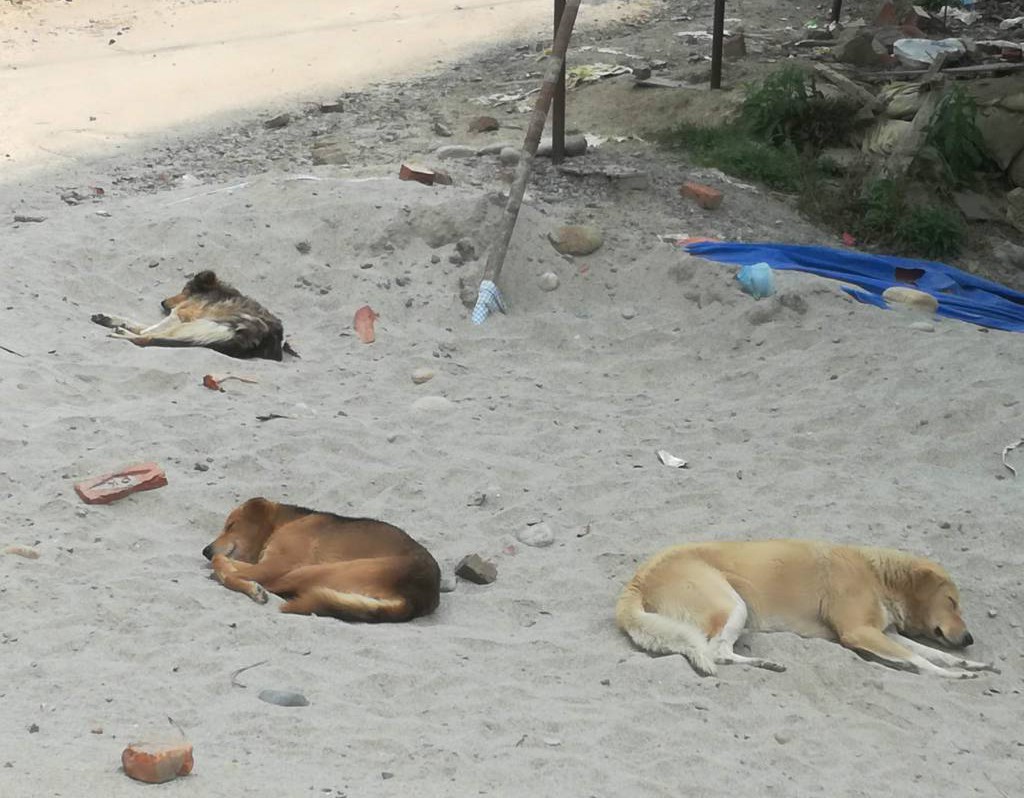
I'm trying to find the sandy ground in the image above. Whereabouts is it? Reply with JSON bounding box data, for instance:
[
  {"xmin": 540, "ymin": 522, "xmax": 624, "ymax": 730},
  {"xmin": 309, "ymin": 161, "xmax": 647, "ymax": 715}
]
[
  {"xmin": 0, "ymin": 0, "xmax": 625, "ymax": 178},
  {"xmin": 2, "ymin": 1, "xmax": 1024, "ymax": 797}
]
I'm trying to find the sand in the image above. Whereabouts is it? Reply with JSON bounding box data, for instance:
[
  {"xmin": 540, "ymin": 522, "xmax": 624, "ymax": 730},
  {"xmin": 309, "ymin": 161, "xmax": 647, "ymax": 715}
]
[{"xmin": 2, "ymin": 2, "xmax": 1023, "ymax": 797}]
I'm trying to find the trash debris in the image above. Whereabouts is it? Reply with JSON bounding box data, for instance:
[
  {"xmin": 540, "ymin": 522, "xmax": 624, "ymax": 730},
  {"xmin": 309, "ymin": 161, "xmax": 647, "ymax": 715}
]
[
  {"xmin": 565, "ymin": 63, "xmax": 632, "ymax": 88},
  {"xmin": 893, "ymin": 38, "xmax": 966, "ymax": 69},
  {"xmin": 471, "ymin": 280, "xmax": 507, "ymax": 325},
  {"xmin": 656, "ymin": 450, "xmax": 689, "ymax": 468},
  {"xmin": 202, "ymin": 374, "xmax": 259, "ymax": 392},
  {"xmin": 13, "ymin": 214, "xmax": 46, "ymax": 223},
  {"xmin": 121, "ymin": 742, "xmax": 194, "ymax": 784},
  {"xmin": 74, "ymin": 463, "xmax": 168, "ymax": 505},
  {"xmin": 353, "ymin": 305, "xmax": 379, "ymax": 343},
  {"xmin": 1002, "ymin": 438, "xmax": 1023, "ymax": 476},
  {"xmin": 258, "ymin": 689, "xmax": 309, "ymax": 707},
  {"xmin": 256, "ymin": 413, "xmax": 293, "ymax": 422},
  {"xmin": 736, "ymin": 263, "xmax": 776, "ymax": 300},
  {"xmin": 455, "ymin": 553, "xmax": 497, "ymax": 584},
  {"xmin": 548, "ymin": 225, "xmax": 604, "ymax": 256},
  {"xmin": 4, "ymin": 545, "xmax": 40, "ymax": 559}
]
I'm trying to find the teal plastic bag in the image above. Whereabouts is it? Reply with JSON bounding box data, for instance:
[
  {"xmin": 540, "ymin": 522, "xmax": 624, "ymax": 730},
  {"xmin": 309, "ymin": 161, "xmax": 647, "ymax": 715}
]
[{"xmin": 736, "ymin": 262, "xmax": 775, "ymax": 300}]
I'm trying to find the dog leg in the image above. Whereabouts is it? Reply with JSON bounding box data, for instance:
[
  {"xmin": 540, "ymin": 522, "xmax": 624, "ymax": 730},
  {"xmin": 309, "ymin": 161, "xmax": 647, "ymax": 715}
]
[
  {"xmin": 839, "ymin": 626, "xmax": 978, "ymax": 678},
  {"xmin": 711, "ymin": 588, "xmax": 786, "ymax": 672},
  {"xmin": 887, "ymin": 632, "xmax": 998, "ymax": 673},
  {"xmin": 210, "ymin": 554, "xmax": 269, "ymax": 604},
  {"xmin": 91, "ymin": 314, "xmax": 148, "ymax": 334}
]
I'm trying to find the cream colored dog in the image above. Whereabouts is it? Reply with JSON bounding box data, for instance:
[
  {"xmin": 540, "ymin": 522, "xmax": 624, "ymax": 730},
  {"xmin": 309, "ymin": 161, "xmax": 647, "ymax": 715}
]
[{"xmin": 617, "ymin": 540, "xmax": 997, "ymax": 678}]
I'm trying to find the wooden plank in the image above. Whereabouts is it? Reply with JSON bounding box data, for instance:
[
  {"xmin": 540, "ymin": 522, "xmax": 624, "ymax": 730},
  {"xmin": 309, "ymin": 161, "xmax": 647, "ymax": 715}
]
[{"xmin": 813, "ymin": 63, "xmax": 880, "ymax": 111}]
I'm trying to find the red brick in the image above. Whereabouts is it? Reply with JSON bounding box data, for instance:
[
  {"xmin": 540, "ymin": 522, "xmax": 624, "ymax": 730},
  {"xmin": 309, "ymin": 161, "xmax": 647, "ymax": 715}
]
[
  {"xmin": 75, "ymin": 463, "xmax": 167, "ymax": 505},
  {"xmin": 679, "ymin": 181, "xmax": 723, "ymax": 210}
]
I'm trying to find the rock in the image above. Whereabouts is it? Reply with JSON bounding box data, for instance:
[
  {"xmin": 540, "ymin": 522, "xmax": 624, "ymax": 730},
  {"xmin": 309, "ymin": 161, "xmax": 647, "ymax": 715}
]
[
  {"xmin": 476, "ymin": 142, "xmax": 515, "ymax": 156},
  {"xmin": 311, "ymin": 135, "xmax": 349, "ymax": 165},
  {"xmin": 455, "ymin": 553, "xmax": 497, "ymax": 584},
  {"xmin": 953, "ymin": 190, "xmax": 1002, "ymax": 222},
  {"xmin": 263, "ymin": 113, "xmax": 291, "ymax": 130},
  {"xmin": 910, "ymin": 321, "xmax": 935, "ymax": 332},
  {"xmin": 679, "ymin": 181, "xmax": 723, "ymax": 210},
  {"xmin": 516, "ymin": 522, "xmax": 555, "ymax": 548},
  {"xmin": 499, "ymin": 147, "xmax": 520, "ymax": 166},
  {"xmin": 723, "ymin": 33, "xmax": 746, "ymax": 59},
  {"xmin": 456, "ymin": 238, "xmax": 478, "ymax": 261},
  {"xmin": 468, "ymin": 115, "xmax": 500, "ymax": 133},
  {"xmin": 883, "ymin": 286, "xmax": 939, "ymax": 314},
  {"xmin": 538, "ymin": 271, "xmax": 560, "ymax": 291},
  {"xmin": 537, "ymin": 134, "xmax": 588, "ymax": 158},
  {"xmin": 435, "ymin": 144, "xmax": 477, "ymax": 160},
  {"xmin": 318, "ymin": 101, "xmax": 344, "ymax": 114},
  {"xmin": 258, "ymin": 689, "xmax": 309, "ymax": 707},
  {"xmin": 1007, "ymin": 187, "xmax": 1024, "ymax": 232},
  {"xmin": 548, "ymin": 225, "xmax": 604, "ymax": 256},
  {"xmin": 458, "ymin": 276, "xmax": 477, "ymax": 308},
  {"xmin": 439, "ymin": 572, "xmax": 457, "ymax": 593},
  {"xmin": 620, "ymin": 306, "xmax": 637, "ymax": 320},
  {"xmin": 412, "ymin": 395, "xmax": 454, "ymax": 412},
  {"xmin": 1001, "ymin": 93, "xmax": 1024, "ymax": 114},
  {"xmin": 988, "ymin": 608, "xmax": 999, "ymax": 618},
  {"xmin": 433, "ymin": 120, "xmax": 453, "ymax": 137},
  {"xmin": 832, "ymin": 28, "xmax": 890, "ymax": 68},
  {"xmin": 1009, "ymin": 151, "xmax": 1024, "ymax": 190},
  {"xmin": 975, "ymin": 107, "xmax": 1024, "ymax": 170},
  {"xmin": 774, "ymin": 731, "xmax": 793, "ymax": 745},
  {"xmin": 399, "ymin": 163, "xmax": 440, "ymax": 186},
  {"xmin": 411, "ymin": 367, "xmax": 434, "ymax": 385}
]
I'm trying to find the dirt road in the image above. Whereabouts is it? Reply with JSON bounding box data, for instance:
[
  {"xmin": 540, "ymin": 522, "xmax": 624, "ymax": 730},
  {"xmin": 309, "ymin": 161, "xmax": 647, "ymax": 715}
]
[{"xmin": 0, "ymin": 0, "xmax": 623, "ymax": 178}]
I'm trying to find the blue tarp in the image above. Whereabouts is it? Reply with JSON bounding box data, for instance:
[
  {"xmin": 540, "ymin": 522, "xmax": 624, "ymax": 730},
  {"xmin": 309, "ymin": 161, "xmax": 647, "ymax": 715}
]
[{"xmin": 684, "ymin": 241, "xmax": 1024, "ymax": 333}]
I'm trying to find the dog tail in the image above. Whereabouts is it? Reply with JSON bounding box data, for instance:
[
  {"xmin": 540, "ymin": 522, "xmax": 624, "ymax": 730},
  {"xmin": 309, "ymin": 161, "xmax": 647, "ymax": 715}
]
[
  {"xmin": 615, "ymin": 582, "xmax": 717, "ymax": 676},
  {"xmin": 282, "ymin": 588, "xmax": 411, "ymax": 622}
]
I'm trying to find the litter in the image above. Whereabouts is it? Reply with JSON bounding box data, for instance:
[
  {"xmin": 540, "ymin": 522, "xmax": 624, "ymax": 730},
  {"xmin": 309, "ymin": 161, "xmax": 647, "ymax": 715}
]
[
  {"xmin": 656, "ymin": 450, "xmax": 689, "ymax": 468},
  {"xmin": 565, "ymin": 63, "xmax": 632, "ymax": 88},
  {"xmin": 1002, "ymin": 438, "xmax": 1023, "ymax": 476},
  {"xmin": 736, "ymin": 262, "xmax": 776, "ymax": 299},
  {"xmin": 353, "ymin": 305, "xmax": 379, "ymax": 343},
  {"xmin": 893, "ymin": 38, "xmax": 965, "ymax": 69}
]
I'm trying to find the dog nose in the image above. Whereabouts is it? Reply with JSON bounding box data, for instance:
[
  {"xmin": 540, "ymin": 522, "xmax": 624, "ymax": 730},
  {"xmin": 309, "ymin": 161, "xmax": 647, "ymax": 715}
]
[
  {"xmin": 160, "ymin": 300, "xmax": 170, "ymax": 311},
  {"xmin": 962, "ymin": 631, "xmax": 974, "ymax": 647},
  {"xmin": 202, "ymin": 544, "xmax": 213, "ymax": 560}
]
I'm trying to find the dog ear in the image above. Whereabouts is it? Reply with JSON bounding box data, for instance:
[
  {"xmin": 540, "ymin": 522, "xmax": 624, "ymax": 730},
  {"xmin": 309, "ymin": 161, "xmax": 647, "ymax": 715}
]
[
  {"xmin": 241, "ymin": 496, "xmax": 276, "ymax": 521},
  {"xmin": 191, "ymin": 270, "xmax": 218, "ymax": 291},
  {"xmin": 911, "ymin": 564, "xmax": 946, "ymax": 597}
]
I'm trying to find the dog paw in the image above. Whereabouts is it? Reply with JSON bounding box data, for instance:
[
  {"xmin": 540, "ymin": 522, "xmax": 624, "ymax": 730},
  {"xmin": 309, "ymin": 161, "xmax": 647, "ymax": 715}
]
[
  {"xmin": 249, "ymin": 584, "xmax": 269, "ymax": 604},
  {"xmin": 761, "ymin": 660, "xmax": 787, "ymax": 673},
  {"xmin": 961, "ymin": 661, "xmax": 1000, "ymax": 674},
  {"xmin": 91, "ymin": 313, "xmax": 114, "ymax": 327}
]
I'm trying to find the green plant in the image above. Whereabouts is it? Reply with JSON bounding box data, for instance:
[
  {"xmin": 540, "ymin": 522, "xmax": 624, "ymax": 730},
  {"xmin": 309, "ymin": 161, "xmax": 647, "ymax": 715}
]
[
  {"xmin": 739, "ymin": 66, "xmax": 863, "ymax": 152},
  {"xmin": 856, "ymin": 179, "xmax": 966, "ymax": 259},
  {"xmin": 926, "ymin": 84, "xmax": 992, "ymax": 186}
]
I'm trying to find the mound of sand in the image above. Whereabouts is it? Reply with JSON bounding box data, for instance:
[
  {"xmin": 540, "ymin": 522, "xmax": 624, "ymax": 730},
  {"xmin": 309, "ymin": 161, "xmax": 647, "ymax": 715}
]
[{"xmin": 1, "ymin": 166, "xmax": 1022, "ymax": 795}]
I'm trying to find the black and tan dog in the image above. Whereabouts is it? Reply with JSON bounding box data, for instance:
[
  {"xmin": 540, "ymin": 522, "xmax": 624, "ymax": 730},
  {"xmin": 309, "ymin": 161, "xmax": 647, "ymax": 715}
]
[
  {"xmin": 203, "ymin": 498, "xmax": 441, "ymax": 623},
  {"xmin": 618, "ymin": 540, "xmax": 996, "ymax": 678},
  {"xmin": 92, "ymin": 270, "xmax": 293, "ymax": 360}
]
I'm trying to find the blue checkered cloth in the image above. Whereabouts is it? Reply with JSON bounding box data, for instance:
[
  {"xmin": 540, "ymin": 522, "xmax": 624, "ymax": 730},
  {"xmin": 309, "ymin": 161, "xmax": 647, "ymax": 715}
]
[{"xmin": 471, "ymin": 280, "xmax": 507, "ymax": 325}]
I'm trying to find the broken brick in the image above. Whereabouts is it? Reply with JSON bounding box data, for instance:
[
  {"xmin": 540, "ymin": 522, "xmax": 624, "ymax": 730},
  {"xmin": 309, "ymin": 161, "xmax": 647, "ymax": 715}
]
[{"xmin": 679, "ymin": 181, "xmax": 723, "ymax": 210}]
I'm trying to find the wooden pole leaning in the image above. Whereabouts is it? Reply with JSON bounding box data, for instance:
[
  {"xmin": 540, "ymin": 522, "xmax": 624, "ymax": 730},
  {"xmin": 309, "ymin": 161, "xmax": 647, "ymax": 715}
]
[{"xmin": 479, "ymin": 0, "xmax": 581, "ymax": 292}]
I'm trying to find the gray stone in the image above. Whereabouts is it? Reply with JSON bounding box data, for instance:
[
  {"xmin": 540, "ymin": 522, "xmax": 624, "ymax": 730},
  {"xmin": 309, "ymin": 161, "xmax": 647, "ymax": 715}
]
[
  {"xmin": 975, "ymin": 107, "xmax": 1024, "ymax": 170},
  {"xmin": 311, "ymin": 135, "xmax": 350, "ymax": 165},
  {"xmin": 455, "ymin": 553, "xmax": 497, "ymax": 584},
  {"xmin": 456, "ymin": 238, "xmax": 478, "ymax": 261},
  {"xmin": 538, "ymin": 271, "xmax": 560, "ymax": 292},
  {"xmin": 548, "ymin": 225, "xmax": 603, "ymax": 256},
  {"xmin": 435, "ymin": 144, "xmax": 477, "ymax": 160},
  {"xmin": 953, "ymin": 190, "xmax": 1002, "ymax": 222},
  {"xmin": 412, "ymin": 395, "xmax": 454, "ymax": 412},
  {"xmin": 411, "ymin": 367, "xmax": 434, "ymax": 385},
  {"xmin": 832, "ymin": 28, "xmax": 890, "ymax": 68},
  {"xmin": 620, "ymin": 306, "xmax": 637, "ymax": 320},
  {"xmin": 910, "ymin": 321, "xmax": 935, "ymax": 332},
  {"xmin": 433, "ymin": 120, "xmax": 453, "ymax": 137},
  {"xmin": 439, "ymin": 572, "xmax": 457, "ymax": 593},
  {"xmin": 263, "ymin": 113, "xmax": 291, "ymax": 130},
  {"xmin": 258, "ymin": 689, "xmax": 309, "ymax": 707},
  {"xmin": 516, "ymin": 522, "xmax": 555, "ymax": 548},
  {"xmin": 476, "ymin": 142, "xmax": 515, "ymax": 156},
  {"xmin": 499, "ymin": 147, "xmax": 520, "ymax": 166},
  {"xmin": 1007, "ymin": 187, "xmax": 1024, "ymax": 233}
]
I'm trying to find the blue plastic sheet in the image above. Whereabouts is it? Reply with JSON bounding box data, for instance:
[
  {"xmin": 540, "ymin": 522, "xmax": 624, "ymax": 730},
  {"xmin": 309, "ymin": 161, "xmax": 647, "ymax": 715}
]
[{"xmin": 684, "ymin": 241, "xmax": 1024, "ymax": 332}]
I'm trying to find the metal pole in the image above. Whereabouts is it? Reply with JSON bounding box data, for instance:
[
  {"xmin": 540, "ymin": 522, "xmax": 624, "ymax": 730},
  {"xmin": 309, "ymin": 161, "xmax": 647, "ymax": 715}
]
[
  {"xmin": 710, "ymin": 0, "xmax": 726, "ymax": 90},
  {"xmin": 552, "ymin": 0, "xmax": 567, "ymax": 163},
  {"xmin": 829, "ymin": 0, "xmax": 843, "ymax": 23},
  {"xmin": 481, "ymin": 0, "xmax": 581, "ymax": 286}
]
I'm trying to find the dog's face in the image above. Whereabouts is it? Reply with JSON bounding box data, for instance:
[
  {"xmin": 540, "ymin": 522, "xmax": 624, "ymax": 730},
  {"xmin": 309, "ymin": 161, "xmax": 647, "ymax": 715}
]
[
  {"xmin": 202, "ymin": 497, "xmax": 276, "ymax": 563},
  {"xmin": 906, "ymin": 565, "xmax": 973, "ymax": 648},
  {"xmin": 162, "ymin": 270, "xmax": 221, "ymax": 313}
]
